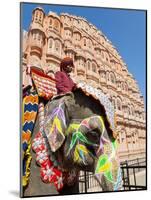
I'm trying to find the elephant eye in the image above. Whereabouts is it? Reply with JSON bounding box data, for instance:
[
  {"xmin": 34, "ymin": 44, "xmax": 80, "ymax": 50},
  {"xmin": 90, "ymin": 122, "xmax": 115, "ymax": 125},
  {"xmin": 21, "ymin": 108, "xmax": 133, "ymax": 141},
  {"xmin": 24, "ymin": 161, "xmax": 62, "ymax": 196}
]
[
  {"xmin": 86, "ymin": 145, "xmax": 97, "ymax": 157},
  {"xmin": 86, "ymin": 130, "xmax": 100, "ymax": 144}
]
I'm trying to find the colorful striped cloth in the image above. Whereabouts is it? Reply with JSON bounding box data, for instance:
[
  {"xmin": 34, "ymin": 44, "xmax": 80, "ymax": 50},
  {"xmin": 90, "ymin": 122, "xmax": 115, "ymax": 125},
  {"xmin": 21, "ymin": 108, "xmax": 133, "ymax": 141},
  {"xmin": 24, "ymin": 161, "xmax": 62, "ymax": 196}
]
[
  {"xmin": 22, "ymin": 90, "xmax": 39, "ymax": 187},
  {"xmin": 31, "ymin": 67, "xmax": 57, "ymax": 100}
]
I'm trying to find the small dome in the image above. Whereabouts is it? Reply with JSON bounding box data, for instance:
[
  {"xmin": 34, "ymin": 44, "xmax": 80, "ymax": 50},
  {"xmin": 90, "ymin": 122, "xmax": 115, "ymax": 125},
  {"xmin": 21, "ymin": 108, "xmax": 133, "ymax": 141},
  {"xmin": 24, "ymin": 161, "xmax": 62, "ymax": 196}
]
[
  {"xmin": 48, "ymin": 11, "xmax": 60, "ymax": 20},
  {"xmin": 32, "ymin": 7, "xmax": 45, "ymax": 14}
]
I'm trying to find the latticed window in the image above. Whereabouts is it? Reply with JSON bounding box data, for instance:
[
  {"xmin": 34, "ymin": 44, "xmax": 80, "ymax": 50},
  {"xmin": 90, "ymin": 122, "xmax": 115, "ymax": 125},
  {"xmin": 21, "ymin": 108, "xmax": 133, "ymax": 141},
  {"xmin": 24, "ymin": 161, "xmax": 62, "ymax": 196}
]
[
  {"xmin": 49, "ymin": 18, "xmax": 53, "ymax": 27},
  {"xmin": 39, "ymin": 12, "xmax": 42, "ymax": 23},
  {"xmin": 97, "ymin": 49, "xmax": 101, "ymax": 55},
  {"xmin": 55, "ymin": 40, "xmax": 60, "ymax": 52},
  {"xmin": 111, "ymin": 98, "xmax": 116, "ymax": 109},
  {"xmin": 101, "ymin": 51, "xmax": 104, "ymax": 58},
  {"xmin": 33, "ymin": 33, "xmax": 37, "ymax": 40},
  {"xmin": 54, "ymin": 20, "xmax": 59, "ymax": 31},
  {"xmin": 125, "ymin": 83, "xmax": 128, "ymax": 91},
  {"xmin": 68, "ymin": 31, "xmax": 71, "ymax": 37},
  {"xmin": 75, "ymin": 33, "xmax": 80, "ymax": 41},
  {"xmin": 87, "ymin": 61, "xmax": 91, "ymax": 70},
  {"xmin": 110, "ymin": 73, "xmax": 115, "ymax": 84},
  {"xmin": 92, "ymin": 63, "xmax": 96, "ymax": 73},
  {"xmin": 49, "ymin": 39, "xmax": 53, "ymax": 49},
  {"xmin": 117, "ymin": 98, "xmax": 122, "ymax": 111},
  {"xmin": 106, "ymin": 72, "xmax": 110, "ymax": 81},
  {"xmin": 131, "ymin": 106, "xmax": 134, "ymax": 116},
  {"xmin": 35, "ymin": 11, "xmax": 38, "ymax": 21},
  {"xmin": 84, "ymin": 38, "xmax": 86, "ymax": 46},
  {"xmin": 88, "ymin": 39, "xmax": 92, "ymax": 48},
  {"xmin": 38, "ymin": 34, "xmax": 41, "ymax": 41}
]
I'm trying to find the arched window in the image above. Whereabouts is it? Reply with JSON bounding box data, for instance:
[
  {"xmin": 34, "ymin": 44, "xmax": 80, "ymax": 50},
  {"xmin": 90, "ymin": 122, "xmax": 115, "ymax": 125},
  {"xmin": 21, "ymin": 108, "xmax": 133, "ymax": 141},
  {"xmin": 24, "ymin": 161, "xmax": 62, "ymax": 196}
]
[
  {"xmin": 49, "ymin": 18, "xmax": 53, "ymax": 26},
  {"xmin": 54, "ymin": 20, "xmax": 59, "ymax": 31},
  {"xmin": 65, "ymin": 29, "xmax": 72, "ymax": 38},
  {"xmin": 105, "ymin": 52, "xmax": 109, "ymax": 62},
  {"xmin": 110, "ymin": 73, "xmax": 115, "ymax": 84},
  {"xmin": 35, "ymin": 11, "xmax": 38, "ymax": 21},
  {"xmin": 74, "ymin": 32, "xmax": 80, "ymax": 41},
  {"xmin": 92, "ymin": 63, "xmax": 96, "ymax": 73},
  {"xmin": 88, "ymin": 39, "xmax": 92, "ymax": 49},
  {"xmin": 77, "ymin": 58, "xmax": 83, "ymax": 67},
  {"xmin": 87, "ymin": 61, "xmax": 91, "ymax": 70},
  {"xmin": 38, "ymin": 34, "xmax": 41, "ymax": 41},
  {"xmin": 131, "ymin": 106, "xmax": 134, "ymax": 116},
  {"xmin": 125, "ymin": 83, "xmax": 128, "ymax": 92},
  {"xmin": 69, "ymin": 30, "xmax": 72, "ymax": 37},
  {"xmin": 39, "ymin": 12, "xmax": 42, "ymax": 23},
  {"xmin": 120, "ymin": 131, "xmax": 126, "ymax": 144},
  {"xmin": 84, "ymin": 38, "xmax": 87, "ymax": 46},
  {"xmin": 106, "ymin": 71, "xmax": 110, "ymax": 82},
  {"xmin": 48, "ymin": 38, "xmax": 53, "ymax": 49},
  {"xmin": 111, "ymin": 97, "xmax": 116, "ymax": 109},
  {"xmin": 55, "ymin": 40, "xmax": 60, "ymax": 53},
  {"xmin": 117, "ymin": 98, "xmax": 122, "ymax": 111},
  {"xmin": 46, "ymin": 70, "xmax": 55, "ymax": 79},
  {"xmin": 117, "ymin": 134, "xmax": 120, "ymax": 144},
  {"xmin": 122, "ymin": 82, "xmax": 125, "ymax": 90},
  {"xmin": 101, "ymin": 51, "xmax": 104, "ymax": 59},
  {"xmin": 33, "ymin": 32, "xmax": 37, "ymax": 40},
  {"xmin": 128, "ymin": 106, "xmax": 131, "ymax": 115}
]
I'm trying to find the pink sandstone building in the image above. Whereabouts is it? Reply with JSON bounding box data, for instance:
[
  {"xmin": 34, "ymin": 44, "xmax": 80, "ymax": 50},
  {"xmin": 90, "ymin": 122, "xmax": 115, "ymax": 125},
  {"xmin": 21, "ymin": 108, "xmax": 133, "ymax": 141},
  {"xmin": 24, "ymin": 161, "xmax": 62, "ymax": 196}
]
[{"xmin": 22, "ymin": 7, "xmax": 146, "ymax": 162}]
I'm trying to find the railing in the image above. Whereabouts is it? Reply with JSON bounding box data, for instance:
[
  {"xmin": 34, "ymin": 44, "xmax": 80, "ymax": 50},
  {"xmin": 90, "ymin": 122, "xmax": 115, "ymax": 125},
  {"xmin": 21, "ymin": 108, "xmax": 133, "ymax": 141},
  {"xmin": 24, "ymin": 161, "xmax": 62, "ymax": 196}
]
[
  {"xmin": 78, "ymin": 157, "xmax": 146, "ymax": 193},
  {"xmin": 121, "ymin": 157, "xmax": 146, "ymax": 190},
  {"xmin": 78, "ymin": 171, "xmax": 100, "ymax": 193}
]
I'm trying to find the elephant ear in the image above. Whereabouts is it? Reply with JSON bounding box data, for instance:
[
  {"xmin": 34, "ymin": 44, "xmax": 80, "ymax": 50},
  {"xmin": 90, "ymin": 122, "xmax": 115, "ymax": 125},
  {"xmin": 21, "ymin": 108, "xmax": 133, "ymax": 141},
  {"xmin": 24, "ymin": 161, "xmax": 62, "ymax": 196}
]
[{"xmin": 44, "ymin": 103, "xmax": 67, "ymax": 152}]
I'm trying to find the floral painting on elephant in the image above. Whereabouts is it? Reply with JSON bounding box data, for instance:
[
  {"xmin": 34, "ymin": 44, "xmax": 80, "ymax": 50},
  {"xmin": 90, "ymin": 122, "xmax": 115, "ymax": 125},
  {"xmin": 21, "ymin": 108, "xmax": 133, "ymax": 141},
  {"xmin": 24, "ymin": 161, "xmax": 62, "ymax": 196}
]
[{"xmin": 20, "ymin": 2, "xmax": 146, "ymax": 198}]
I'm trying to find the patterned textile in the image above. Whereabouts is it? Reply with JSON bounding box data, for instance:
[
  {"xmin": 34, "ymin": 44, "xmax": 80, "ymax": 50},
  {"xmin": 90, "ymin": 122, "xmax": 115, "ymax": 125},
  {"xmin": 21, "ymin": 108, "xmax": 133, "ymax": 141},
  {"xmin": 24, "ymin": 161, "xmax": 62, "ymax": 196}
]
[
  {"xmin": 22, "ymin": 90, "xmax": 38, "ymax": 187},
  {"xmin": 77, "ymin": 82, "xmax": 116, "ymax": 134},
  {"xmin": 31, "ymin": 67, "xmax": 57, "ymax": 100},
  {"xmin": 32, "ymin": 131, "xmax": 78, "ymax": 191},
  {"xmin": 31, "ymin": 93, "xmax": 78, "ymax": 191}
]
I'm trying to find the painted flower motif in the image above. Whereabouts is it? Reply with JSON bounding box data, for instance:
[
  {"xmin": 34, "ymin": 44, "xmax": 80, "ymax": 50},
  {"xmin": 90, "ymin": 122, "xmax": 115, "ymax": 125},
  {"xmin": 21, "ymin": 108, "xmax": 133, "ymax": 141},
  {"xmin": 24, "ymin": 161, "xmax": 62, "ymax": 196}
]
[
  {"xmin": 36, "ymin": 149, "xmax": 49, "ymax": 165},
  {"xmin": 35, "ymin": 132, "xmax": 42, "ymax": 138},
  {"xmin": 32, "ymin": 137, "xmax": 45, "ymax": 152},
  {"xmin": 32, "ymin": 131, "xmax": 64, "ymax": 191},
  {"xmin": 54, "ymin": 175, "xmax": 63, "ymax": 190},
  {"xmin": 41, "ymin": 165, "xmax": 55, "ymax": 183}
]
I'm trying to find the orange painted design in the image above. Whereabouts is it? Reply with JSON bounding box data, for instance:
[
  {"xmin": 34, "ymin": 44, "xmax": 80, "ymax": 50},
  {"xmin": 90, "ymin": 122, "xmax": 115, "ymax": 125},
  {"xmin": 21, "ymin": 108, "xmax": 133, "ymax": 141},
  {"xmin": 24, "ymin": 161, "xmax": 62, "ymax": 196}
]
[
  {"xmin": 24, "ymin": 95, "xmax": 38, "ymax": 104},
  {"xmin": 23, "ymin": 112, "xmax": 37, "ymax": 123},
  {"xmin": 22, "ymin": 131, "xmax": 31, "ymax": 142}
]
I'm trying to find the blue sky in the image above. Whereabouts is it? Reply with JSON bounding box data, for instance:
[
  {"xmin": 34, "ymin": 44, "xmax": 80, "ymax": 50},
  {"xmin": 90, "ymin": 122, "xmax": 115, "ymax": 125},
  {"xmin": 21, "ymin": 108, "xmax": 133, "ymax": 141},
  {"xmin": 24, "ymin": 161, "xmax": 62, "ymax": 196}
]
[{"xmin": 21, "ymin": 3, "xmax": 146, "ymax": 103}]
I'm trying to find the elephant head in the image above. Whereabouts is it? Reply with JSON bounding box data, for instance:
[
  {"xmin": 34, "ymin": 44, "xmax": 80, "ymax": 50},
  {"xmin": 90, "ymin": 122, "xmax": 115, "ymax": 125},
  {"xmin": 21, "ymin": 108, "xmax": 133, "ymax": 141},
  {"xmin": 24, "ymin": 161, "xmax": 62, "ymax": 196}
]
[{"xmin": 42, "ymin": 90, "xmax": 123, "ymax": 191}]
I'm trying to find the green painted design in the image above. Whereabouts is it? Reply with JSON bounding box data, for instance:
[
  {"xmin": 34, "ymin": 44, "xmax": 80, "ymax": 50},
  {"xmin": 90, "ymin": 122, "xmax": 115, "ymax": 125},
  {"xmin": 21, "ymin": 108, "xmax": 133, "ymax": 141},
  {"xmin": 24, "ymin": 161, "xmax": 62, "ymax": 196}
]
[
  {"xmin": 66, "ymin": 123, "xmax": 80, "ymax": 135},
  {"xmin": 68, "ymin": 132, "xmax": 78, "ymax": 153},
  {"xmin": 67, "ymin": 128, "xmax": 95, "ymax": 155},
  {"xmin": 112, "ymin": 139, "xmax": 117, "ymax": 150},
  {"xmin": 76, "ymin": 131, "xmax": 94, "ymax": 145},
  {"xmin": 105, "ymin": 170, "xmax": 113, "ymax": 182},
  {"xmin": 95, "ymin": 154, "xmax": 108, "ymax": 173}
]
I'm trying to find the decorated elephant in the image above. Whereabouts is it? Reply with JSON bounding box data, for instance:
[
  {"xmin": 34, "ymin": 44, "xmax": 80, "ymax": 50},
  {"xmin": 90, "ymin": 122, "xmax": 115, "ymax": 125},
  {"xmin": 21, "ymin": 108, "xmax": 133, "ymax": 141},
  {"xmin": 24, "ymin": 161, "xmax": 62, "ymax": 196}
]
[{"xmin": 22, "ymin": 67, "xmax": 123, "ymax": 197}]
